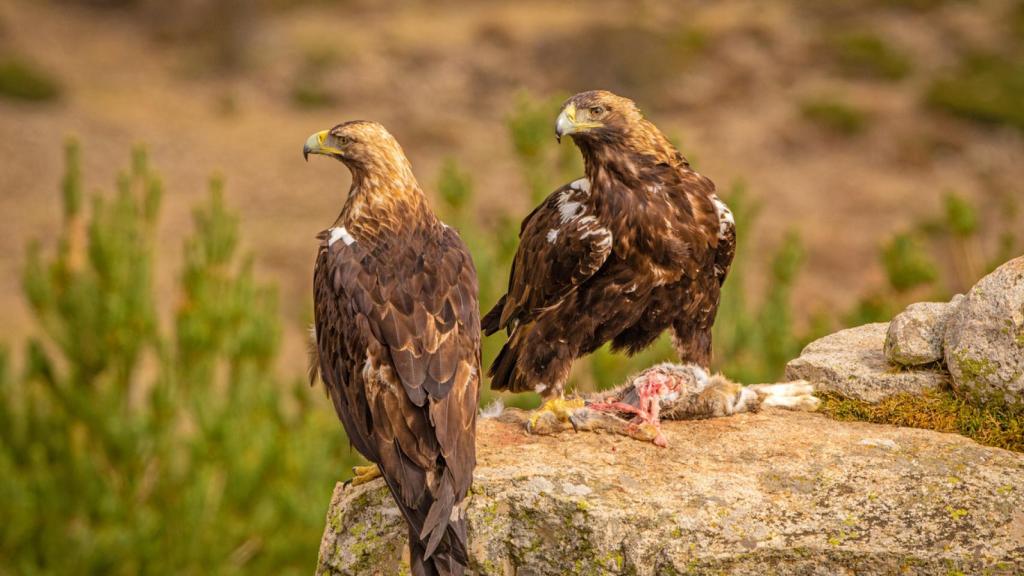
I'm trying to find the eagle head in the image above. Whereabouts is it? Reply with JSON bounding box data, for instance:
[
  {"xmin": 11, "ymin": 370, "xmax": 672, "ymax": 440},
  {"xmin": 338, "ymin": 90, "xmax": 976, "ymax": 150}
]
[
  {"xmin": 303, "ymin": 120, "xmax": 414, "ymax": 180},
  {"xmin": 555, "ymin": 90, "xmax": 642, "ymax": 143}
]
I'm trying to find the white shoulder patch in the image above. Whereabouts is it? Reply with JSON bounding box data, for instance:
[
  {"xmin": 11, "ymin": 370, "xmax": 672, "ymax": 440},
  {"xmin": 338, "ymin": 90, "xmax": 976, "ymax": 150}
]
[
  {"xmin": 328, "ymin": 226, "xmax": 356, "ymax": 247},
  {"xmin": 556, "ymin": 192, "xmax": 584, "ymax": 223},
  {"xmin": 569, "ymin": 178, "xmax": 590, "ymax": 192},
  {"xmin": 546, "ymin": 228, "xmax": 559, "ymax": 243},
  {"xmin": 710, "ymin": 195, "xmax": 734, "ymax": 239}
]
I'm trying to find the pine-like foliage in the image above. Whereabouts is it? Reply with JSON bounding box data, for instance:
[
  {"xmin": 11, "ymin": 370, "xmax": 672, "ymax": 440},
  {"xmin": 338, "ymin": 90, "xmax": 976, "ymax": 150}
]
[{"xmin": 1, "ymin": 141, "xmax": 359, "ymax": 576}]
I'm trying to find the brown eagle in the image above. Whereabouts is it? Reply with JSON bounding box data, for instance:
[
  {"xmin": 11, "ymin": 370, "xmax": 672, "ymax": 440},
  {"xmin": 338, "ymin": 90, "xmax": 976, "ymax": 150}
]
[
  {"xmin": 304, "ymin": 121, "xmax": 479, "ymax": 576},
  {"xmin": 482, "ymin": 90, "xmax": 736, "ymax": 415}
]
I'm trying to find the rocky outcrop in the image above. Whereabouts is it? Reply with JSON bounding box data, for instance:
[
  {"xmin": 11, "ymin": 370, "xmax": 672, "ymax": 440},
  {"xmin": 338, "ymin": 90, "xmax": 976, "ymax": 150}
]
[
  {"xmin": 785, "ymin": 323, "xmax": 948, "ymax": 403},
  {"xmin": 316, "ymin": 414, "xmax": 1024, "ymax": 576},
  {"xmin": 944, "ymin": 256, "xmax": 1024, "ymax": 404},
  {"xmin": 885, "ymin": 297, "xmax": 962, "ymax": 366}
]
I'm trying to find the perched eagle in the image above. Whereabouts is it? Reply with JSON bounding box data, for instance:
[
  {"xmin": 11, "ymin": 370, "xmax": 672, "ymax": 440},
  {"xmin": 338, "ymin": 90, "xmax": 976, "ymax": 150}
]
[
  {"xmin": 483, "ymin": 90, "xmax": 736, "ymax": 409},
  {"xmin": 304, "ymin": 121, "xmax": 479, "ymax": 576}
]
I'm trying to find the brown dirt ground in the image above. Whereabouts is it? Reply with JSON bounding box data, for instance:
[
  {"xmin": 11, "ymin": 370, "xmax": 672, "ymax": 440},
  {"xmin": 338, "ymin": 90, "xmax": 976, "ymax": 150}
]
[{"xmin": 1, "ymin": 0, "xmax": 1021, "ymax": 373}]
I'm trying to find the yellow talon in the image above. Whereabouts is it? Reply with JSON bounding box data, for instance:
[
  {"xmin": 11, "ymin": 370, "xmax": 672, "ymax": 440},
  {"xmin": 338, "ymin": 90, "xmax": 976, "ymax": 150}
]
[
  {"xmin": 528, "ymin": 397, "xmax": 586, "ymax": 429},
  {"xmin": 350, "ymin": 464, "xmax": 382, "ymax": 486}
]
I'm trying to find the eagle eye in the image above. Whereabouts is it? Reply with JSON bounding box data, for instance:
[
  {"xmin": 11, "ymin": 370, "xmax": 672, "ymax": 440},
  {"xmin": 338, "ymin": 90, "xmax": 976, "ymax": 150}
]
[
  {"xmin": 590, "ymin": 106, "xmax": 605, "ymax": 115},
  {"xmin": 337, "ymin": 136, "xmax": 352, "ymax": 145}
]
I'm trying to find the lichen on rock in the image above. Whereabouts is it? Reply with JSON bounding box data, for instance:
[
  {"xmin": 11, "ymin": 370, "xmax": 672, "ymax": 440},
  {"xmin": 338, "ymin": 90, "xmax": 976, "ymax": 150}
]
[
  {"xmin": 884, "ymin": 297, "xmax": 962, "ymax": 366},
  {"xmin": 944, "ymin": 256, "xmax": 1024, "ymax": 405},
  {"xmin": 315, "ymin": 414, "xmax": 1024, "ymax": 576}
]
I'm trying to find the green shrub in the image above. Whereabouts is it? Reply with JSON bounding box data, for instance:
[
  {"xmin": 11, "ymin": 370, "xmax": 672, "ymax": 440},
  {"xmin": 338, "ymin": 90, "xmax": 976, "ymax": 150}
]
[
  {"xmin": 0, "ymin": 57, "xmax": 61, "ymax": 102},
  {"xmin": 882, "ymin": 232, "xmax": 938, "ymax": 293},
  {"xmin": 711, "ymin": 186, "xmax": 813, "ymax": 384},
  {"xmin": 850, "ymin": 190, "xmax": 1020, "ymax": 325},
  {"xmin": 927, "ymin": 54, "xmax": 1024, "ymax": 131},
  {"xmin": 2, "ymin": 140, "xmax": 359, "ymax": 575},
  {"xmin": 800, "ymin": 97, "xmax": 869, "ymax": 136},
  {"xmin": 506, "ymin": 92, "xmax": 581, "ymax": 204},
  {"xmin": 437, "ymin": 157, "xmax": 473, "ymax": 212},
  {"xmin": 830, "ymin": 32, "xmax": 912, "ymax": 81}
]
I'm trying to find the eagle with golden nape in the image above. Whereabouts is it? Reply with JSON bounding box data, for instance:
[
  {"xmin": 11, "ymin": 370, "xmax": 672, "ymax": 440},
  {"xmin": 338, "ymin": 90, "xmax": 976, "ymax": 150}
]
[
  {"xmin": 304, "ymin": 121, "xmax": 479, "ymax": 576},
  {"xmin": 483, "ymin": 90, "xmax": 737, "ymax": 435}
]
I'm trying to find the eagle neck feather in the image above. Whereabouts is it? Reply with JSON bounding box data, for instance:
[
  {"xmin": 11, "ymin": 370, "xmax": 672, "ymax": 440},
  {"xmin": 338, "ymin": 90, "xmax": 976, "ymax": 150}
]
[
  {"xmin": 335, "ymin": 169, "xmax": 428, "ymax": 239},
  {"xmin": 578, "ymin": 122, "xmax": 683, "ymax": 192}
]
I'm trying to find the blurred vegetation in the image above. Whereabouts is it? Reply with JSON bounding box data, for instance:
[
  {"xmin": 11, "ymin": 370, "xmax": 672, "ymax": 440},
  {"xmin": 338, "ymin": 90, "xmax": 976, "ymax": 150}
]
[
  {"xmin": 290, "ymin": 45, "xmax": 345, "ymax": 110},
  {"xmin": 876, "ymin": 0, "xmax": 956, "ymax": 11},
  {"xmin": 927, "ymin": 53, "xmax": 1024, "ymax": 132},
  {"xmin": 829, "ymin": 31, "xmax": 912, "ymax": 81},
  {"xmin": 535, "ymin": 23, "xmax": 709, "ymax": 109},
  {"xmin": 1, "ymin": 141, "xmax": 358, "ymax": 575},
  {"xmin": 847, "ymin": 190, "xmax": 1020, "ymax": 326},
  {"xmin": 800, "ymin": 96, "xmax": 869, "ymax": 136},
  {"xmin": 0, "ymin": 57, "xmax": 62, "ymax": 102}
]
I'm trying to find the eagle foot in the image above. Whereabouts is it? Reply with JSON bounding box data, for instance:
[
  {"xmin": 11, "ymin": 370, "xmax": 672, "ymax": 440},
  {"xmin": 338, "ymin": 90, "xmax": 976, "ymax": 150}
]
[
  {"xmin": 347, "ymin": 464, "xmax": 382, "ymax": 487},
  {"xmin": 525, "ymin": 398, "xmax": 586, "ymax": 434}
]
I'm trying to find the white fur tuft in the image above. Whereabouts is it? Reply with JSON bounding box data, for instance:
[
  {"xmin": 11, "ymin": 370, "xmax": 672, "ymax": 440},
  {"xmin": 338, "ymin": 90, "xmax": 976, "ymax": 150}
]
[{"xmin": 479, "ymin": 399, "xmax": 505, "ymax": 419}]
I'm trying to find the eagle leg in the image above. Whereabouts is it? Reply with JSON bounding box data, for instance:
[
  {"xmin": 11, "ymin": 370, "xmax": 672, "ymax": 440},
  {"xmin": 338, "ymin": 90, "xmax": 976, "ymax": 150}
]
[{"xmin": 347, "ymin": 463, "xmax": 383, "ymax": 487}]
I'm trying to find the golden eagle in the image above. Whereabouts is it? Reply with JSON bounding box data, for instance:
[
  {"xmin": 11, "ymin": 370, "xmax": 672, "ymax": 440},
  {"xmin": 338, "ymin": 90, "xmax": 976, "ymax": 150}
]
[
  {"xmin": 483, "ymin": 90, "xmax": 736, "ymax": 416},
  {"xmin": 304, "ymin": 121, "xmax": 479, "ymax": 576}
]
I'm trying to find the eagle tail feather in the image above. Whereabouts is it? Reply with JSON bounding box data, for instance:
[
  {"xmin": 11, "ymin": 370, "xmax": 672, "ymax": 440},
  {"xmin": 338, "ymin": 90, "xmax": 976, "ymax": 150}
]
[
  {"xmin": 488, "ymin": 342, "xmax": 515, "ymax": 391},
  {"xmin": 610, "ymin": 325, "xmax": 665, "ymax": 357},
  {"xmin": 480, "ymin": 295, "xmax": 506, "ymax": 336},
  {"xmin": 408, "ymin": 524, "xmax": 469, "ymax": 576},
  {"xmin": 488, "ymin": 323, "xmax": 532, "ymax": 392},
  {"xmin": 420, "ymin": 473, "xmax": 456, "ymax": 558},
  {"xmin": 306, "ymin": 325, "xmax": 321, "ymax": 387}
]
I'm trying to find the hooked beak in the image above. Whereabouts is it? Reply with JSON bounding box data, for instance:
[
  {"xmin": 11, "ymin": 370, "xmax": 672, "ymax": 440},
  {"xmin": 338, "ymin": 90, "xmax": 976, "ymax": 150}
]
[
  {"xmin": 303, "ymin": 130, "xmax": 335, "ymax": 161},
  {"xmin": 555, "ymin": 103, "xmax": 577, "ymax": 144}
]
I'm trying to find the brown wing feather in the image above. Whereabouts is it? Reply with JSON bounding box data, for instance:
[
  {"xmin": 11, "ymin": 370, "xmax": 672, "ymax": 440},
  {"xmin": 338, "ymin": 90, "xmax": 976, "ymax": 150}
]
[
  {"xmin": 482, "ymin": 181, "xmax": 612, "ymax": 336},
  {"xmin": 314, "ymin": 223, "xmax": 479, "ymax": 564}
]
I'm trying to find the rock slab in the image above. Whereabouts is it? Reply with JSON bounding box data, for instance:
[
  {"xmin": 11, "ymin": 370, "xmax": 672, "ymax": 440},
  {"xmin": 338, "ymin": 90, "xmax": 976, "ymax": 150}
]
[
  {"xmin": 316, "ymin": 414, "xmax": 1024, "ymax": 576},
  {"xmin": 785, "ymin": 323, "xmax": 948, "ymax": 403},
  {"xmin": 884, "ymin": 297, "xmax": 961, "ymax": 366},
  {"xmin": 944, "ymin": 256, "xmax": 1024, "ymax": 404}
]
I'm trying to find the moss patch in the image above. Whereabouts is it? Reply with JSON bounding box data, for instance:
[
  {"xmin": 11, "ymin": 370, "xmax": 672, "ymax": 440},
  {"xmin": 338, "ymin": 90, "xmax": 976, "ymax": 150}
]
[
  {"xmin": 817, "ymin": 389, "xmax": 1024, "ymax": 452},
  {"xmin": 953, "ymin": 352, "xmax": 997, "ymax": 387}
]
